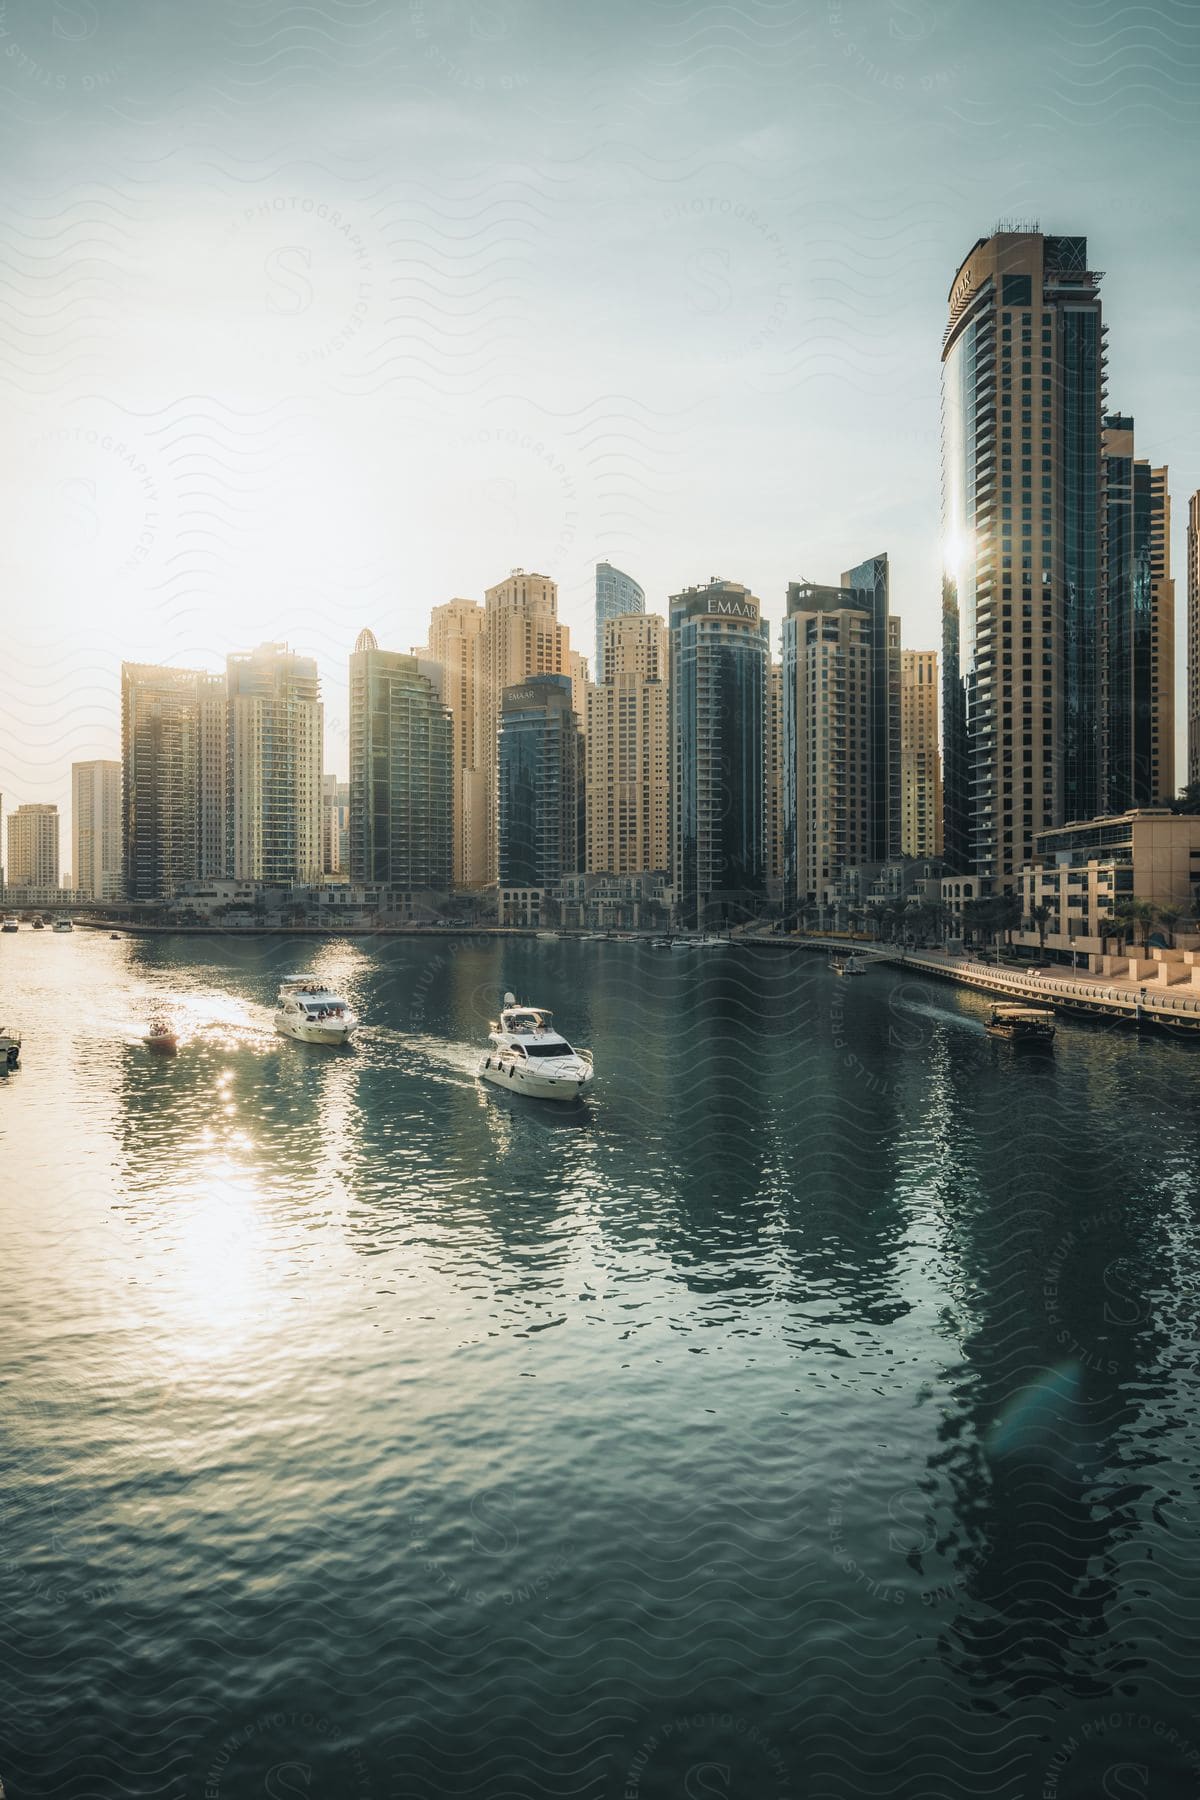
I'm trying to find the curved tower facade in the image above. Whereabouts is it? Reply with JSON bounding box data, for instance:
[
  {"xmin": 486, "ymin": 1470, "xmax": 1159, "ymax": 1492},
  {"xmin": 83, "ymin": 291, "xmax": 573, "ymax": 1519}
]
[
  {"xmin": 941, "ymin": 230, "xmax": 1105, "ymax": 882},
  {"xmin": 594, "ymin": 562, "xmax": 645, "ymax": 685}
]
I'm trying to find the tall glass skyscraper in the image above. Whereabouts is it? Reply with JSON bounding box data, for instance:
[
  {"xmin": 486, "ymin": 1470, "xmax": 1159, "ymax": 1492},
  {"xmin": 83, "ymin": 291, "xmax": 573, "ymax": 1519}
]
[
  {"xmin": 349, "ymin": 630, "xmax": 453, "ymax": 890},
  {"xmin": 594, "ymin": 562, "xmax": 645, "ymax": 685},
  {"xmin": 497, "ymin": 673, "xmax": 584, "ymax": 888},
  {"xmin": 668, "ymin": 577, "xmax": 769, "ymax": 929},
  {"xmin": 121, "ymin": 662, "xmax": 227, "ymax": 900},
  {"xmin": 227, "ymin": 643, "xmax": 324, "ymax": 886},
  {"xmin": 941, "ymin": 231, "xmax": 1105, "ymax": 881},
  {"xmin": 1100, "ymin": 416, "xmax": 1174, "ymax": 811}
]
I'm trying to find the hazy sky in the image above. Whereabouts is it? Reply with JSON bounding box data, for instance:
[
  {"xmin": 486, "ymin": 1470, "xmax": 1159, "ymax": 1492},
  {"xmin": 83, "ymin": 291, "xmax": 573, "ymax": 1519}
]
[{"xmin": 2, "ymin": 0, "xmax": 1198, "ymax": 844}]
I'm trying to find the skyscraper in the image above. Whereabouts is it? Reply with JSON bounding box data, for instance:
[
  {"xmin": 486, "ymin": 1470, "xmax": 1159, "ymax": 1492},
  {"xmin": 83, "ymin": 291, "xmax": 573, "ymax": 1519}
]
[
  {"xmin": 426, "ymin": 599, "xmax": 486, "ymax": 886},
  {"xmin": 594, "ymin": 562, "xmax": 645, "ymax": 685},
  {"xmin": 900, "ymin": 651, "xmax": 943, "ymax": 858},
  {"xmin": 669, "ymin": 577, "xmax": 769, "ymax": 928},
  {"xmin": 497, "ymin": 673, "xmax": 584, "ymax": 890},
  {"xmin": 783, "ymin": 583, "xmax": 874, "ymax": 907},
  {"xmin": 227, "ymin": 643, "xmax": 323, "ymax": 886},
  {"xmin": 478, "ymin": 570, "xmax": 574, "ymax": 883},
  {"xmin": 6, "ymin": 804, "xmax": 59, "ymax": 890},
  {"xmin": 585, "ymin": 612, "xmax": 668, "ymax": 875},
  {"xmin": 122, "ymin": 663, "xmax": 221, "ymax": 901},
  {"xmin": 72, "ymin": 761, "xmax": 122, "ymax": 901},
  {"xmin": 349, "ymin": 630, "xmax": 453, "ymax": 890},
  {"xmin": 1100, "ymin": 417, "xmax": 1174, "ymax": 809},
  {"xmin": 781, "ymin": 557, "xmax": 901, "ymax": 910},
  {"xmin": 1189, "ymin": 492, "xmax": 1200, "ymax": 788},
  {"xmin": 942, "ymin": 230, "xmax": 1105, "ymax": 880},
  {"xmin": 322, "ymin": 774, "xmax": 350, "ymax": 874},
  {"xmin": 765, "ymin": 662, "xmax": 784, "ymax": 897}
]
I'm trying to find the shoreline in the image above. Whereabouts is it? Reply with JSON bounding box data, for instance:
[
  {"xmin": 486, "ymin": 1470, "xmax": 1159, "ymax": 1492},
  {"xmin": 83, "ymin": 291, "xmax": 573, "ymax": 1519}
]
[{"xmin": 791, "ymin": 935, "xmax": 1200, "ymax": 1035}]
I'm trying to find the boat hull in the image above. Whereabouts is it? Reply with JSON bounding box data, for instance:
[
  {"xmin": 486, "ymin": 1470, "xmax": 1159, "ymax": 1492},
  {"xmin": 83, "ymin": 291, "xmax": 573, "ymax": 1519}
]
[
  {"xmin": 275, "ymin": 1018, "xmax": 353, "ymax": 1046},
  {"xmin": 478, "ymin": 1054, "xmax": 592, "ymax": 1101}
]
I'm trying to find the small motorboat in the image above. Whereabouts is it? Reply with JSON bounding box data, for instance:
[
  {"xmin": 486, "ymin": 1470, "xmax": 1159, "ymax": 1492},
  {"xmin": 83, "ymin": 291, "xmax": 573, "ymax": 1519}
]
[
  {"xmin": 479, "ymin": 993, "xmax": 593, "ymax": 1101},
  {"xmin": 52, "ymin": 918, "xmax": 73, "ymax": 933},
  {"xmin": 144, "ymin": 1021, "xmax": 178, "ymax": 1053},
  {"xmin": 110, "ymin": 933, "xmax": 120, "ymax": 940},
  {"xmin": 830, "ymin": 952, "xmax": 868, "ymax": 976},
  {"xmin": 275, "ymin": 975, "xmax": 356, "ymax": 1045},
  {"xmin": 1, "ymin": 916, "xmax": 19, "ymax": 933},
  {"xmin": 0, "ymin": 1025, "xmax": 21, "ymax": 1071},
  {"xmin": 985, "ymin": 1004, "xmax": 1056, "ymax": 1043},
  {"xmin": 32, "ymin": 919, "xmax": 44, "ymax": 931}
]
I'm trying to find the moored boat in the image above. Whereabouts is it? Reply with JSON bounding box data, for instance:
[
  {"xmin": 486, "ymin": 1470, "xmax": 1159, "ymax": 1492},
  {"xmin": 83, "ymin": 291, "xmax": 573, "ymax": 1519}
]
[
  {"xmin": 0, "ymin": 1025, "xmax": 21, "ymax": 1070},
  {"xmin": 2, "ymin": 916, "xmax": 19, "ymax": 933},
  {"xmin": 52, "ymin": 918, "xmax": 73, "ymax": 933},
  {"xmin": 985, "ymin": 1004, "xmax": 1056, "ymax": 1043},
  {"xmin": 275, "ymin": 975, "xmax": 357, "ymax": 1045},
  {"xmin": 479, "ymin": 993, "xmax": 593, "ymax": 1101}
]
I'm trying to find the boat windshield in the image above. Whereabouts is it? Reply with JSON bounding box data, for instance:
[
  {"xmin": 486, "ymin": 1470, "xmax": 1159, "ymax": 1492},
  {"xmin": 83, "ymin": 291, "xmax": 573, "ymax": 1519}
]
[
  {"xmin": 507, "ymin": 1010, "xmax": 551, "ymax": 1031},
  {"xmin": 523, "ymin": 1040, "xmax": 571, "ymax": 1057}
]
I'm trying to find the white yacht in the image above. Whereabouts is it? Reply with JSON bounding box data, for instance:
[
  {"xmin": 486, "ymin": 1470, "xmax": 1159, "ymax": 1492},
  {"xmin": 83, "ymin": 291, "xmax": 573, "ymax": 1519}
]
[
  {"xmin": 2, "ymin": 916, "xmax": 19, "ymax": 933},
  {"xmin": 52, "ymin": 918, "xmax": 73, "ymax": 933},
  {"xmin": 479, "ymin": 993, "xmax": 593, "ymax": 1101},
  {"xmin": 274, "ymin": 975, "xmax": 357, "ymax": 1045}
]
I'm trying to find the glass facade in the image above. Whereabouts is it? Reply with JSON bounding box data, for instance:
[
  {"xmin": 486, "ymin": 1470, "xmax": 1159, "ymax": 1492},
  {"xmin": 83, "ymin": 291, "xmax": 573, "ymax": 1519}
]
[
  {"xmin": 594, "ymin": 562, "xmax": 645, "ymax": 685},
  {"xmin": 1061, "ymin": 305, "xmax": 1103, "ymax": 825},
  {"xmin": 841, "ymin": 553, "xmax": 901, "ymax": 863},
  {"xmin": 669, "ymin": 581, "xmax": 768, "ymax": 929},
  {"xmin": 349, "ymin": 635, "xmax": 453, "ymax": 889},
  {"xmin": 941, "ymin": 232, "xmax": 1105, "ymax": 882},
  {"xmin": 497, "ymin": 674, "xmax": 584, "ymax": 888}
]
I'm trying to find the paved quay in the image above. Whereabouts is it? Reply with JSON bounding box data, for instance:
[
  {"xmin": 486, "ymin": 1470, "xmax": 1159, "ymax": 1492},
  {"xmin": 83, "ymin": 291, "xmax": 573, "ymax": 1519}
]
[{"xmin": 789, "ymin": 936, "xmax": 1200, "ymax": 1033}]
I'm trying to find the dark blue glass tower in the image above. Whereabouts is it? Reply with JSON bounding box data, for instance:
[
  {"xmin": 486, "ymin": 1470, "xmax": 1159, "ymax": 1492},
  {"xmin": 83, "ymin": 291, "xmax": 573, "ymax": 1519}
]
[{"xmin": 668, "ymin": 578, "xmax": 769, "ymax": 929}]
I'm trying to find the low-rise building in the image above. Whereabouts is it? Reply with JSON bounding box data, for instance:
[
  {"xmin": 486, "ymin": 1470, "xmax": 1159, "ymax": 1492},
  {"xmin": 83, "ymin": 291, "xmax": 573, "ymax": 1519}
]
[{"xmin": 1016, "ymin": 809, "xmax": 1200, "ymax": 964}]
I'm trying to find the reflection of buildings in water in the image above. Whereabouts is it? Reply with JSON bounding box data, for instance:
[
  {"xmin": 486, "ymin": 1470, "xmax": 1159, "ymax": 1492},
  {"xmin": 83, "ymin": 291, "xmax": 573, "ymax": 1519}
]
[
  {"xmin": 773, "ymin": 1031, "xmax": 907, "ymax": 1332},
  {"xmin": 913, "ymin": 1045, "xmax": 1175, "ymax": 1703},
  {"xmin": 336, "ymin": 941, "xmax": 594, "ymax": 1299}
]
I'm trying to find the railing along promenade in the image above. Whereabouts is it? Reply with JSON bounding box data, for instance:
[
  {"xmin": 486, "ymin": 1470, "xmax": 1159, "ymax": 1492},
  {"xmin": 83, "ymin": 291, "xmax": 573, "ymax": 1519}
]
[{"xmin": 790, "ymin": 936, "xmax": 1200, "ymax": 1034}]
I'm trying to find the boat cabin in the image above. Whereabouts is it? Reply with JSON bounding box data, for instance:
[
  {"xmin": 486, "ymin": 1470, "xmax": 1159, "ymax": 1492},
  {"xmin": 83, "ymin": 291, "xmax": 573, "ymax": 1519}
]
[{"xmin": 279, "ymin": 976, "xmax": 347, "ymax": 1020}]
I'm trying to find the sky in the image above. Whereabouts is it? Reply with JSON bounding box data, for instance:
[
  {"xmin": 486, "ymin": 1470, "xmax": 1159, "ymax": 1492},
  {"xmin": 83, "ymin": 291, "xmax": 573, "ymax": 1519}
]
[{"xmin": 1, "ymin": 0, "xmax": 1198, "ymax": 857}]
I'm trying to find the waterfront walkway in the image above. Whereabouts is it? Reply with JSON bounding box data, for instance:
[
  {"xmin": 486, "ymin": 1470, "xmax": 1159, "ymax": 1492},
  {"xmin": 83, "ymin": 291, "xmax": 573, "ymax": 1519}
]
[{"xmin": 791, "ymin": 936, "xmax": 1200, "ymax": 1032}]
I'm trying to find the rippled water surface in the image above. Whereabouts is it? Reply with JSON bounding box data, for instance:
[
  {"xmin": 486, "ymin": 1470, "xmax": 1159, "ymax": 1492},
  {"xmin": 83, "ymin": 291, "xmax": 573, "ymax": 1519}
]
[{"xmin": 3, "ymin": 931, "xmax": 1200, "ymax": 1798}]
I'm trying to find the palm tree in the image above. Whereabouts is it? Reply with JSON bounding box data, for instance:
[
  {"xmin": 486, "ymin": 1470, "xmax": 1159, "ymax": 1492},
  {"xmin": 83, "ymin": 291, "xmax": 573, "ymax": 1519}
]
[
  {"xmin": 1029, "ymin": 902, "xmax": 1054, "ymax": 954},
  {"xmin": 1154, "ymin": 903, "xmax": 1186, "ymax": 949},
  {"xmin": 1113, "ymin": 896, "xmax": 1155, "ymax": 953}
]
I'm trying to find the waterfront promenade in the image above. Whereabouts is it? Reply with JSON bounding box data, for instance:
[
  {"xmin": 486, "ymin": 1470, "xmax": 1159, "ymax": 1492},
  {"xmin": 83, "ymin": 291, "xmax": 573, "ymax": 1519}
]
[{"xmin": 794, "ymin": 935, "xmax": 1200, "ymax": 1031}]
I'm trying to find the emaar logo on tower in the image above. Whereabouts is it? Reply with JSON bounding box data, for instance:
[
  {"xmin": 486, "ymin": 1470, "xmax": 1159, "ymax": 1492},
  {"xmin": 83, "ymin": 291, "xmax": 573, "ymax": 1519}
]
[{"xmin": 706, "ymin": 598, "xmax": 757, "ymax": 619}]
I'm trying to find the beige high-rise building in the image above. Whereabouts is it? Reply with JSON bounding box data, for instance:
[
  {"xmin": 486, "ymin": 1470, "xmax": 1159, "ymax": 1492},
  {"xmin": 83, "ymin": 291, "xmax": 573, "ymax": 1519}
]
[
  {"xmin": 426, "ymin": 599, "xmax": 486, "ymax": 886},
  {"xmin": 783, "ymin": 585, "xmax": 875, "ymax": 905},
  {"xmin": 226, "ymin": 643, "xmax": 323, "ymax": 885},
  {"xmin": 7, "ymin": 803, "xmax": 60, "ymax": 890},
  {"xmin": 1189, "ymin": 492, "xmax": 1200, "ymax": 787},
  {"xmin": 1149, "ymin": 465, "xmax": 1175, "ymax": 806},
  {"xmin": 122, "ymin": 663, "xmax": 226, "ymax": 900},
  {"xmin": 585, "ymin": 612, "xmax": 668, "ymax": 876},
  {"xmin": 765, "ymin": 662, "xmax": 784, "ymax": 895},
  {"xmin": 477, "ymin": 569, "xmax": 574, "ymax": 883},
  {"xmin": 72, "ymin": 761, "xmax": 122, "ymax": 901},
  {"xmin": 900, "ymin": 651, "xmax": 943, "ymax": 858}
]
